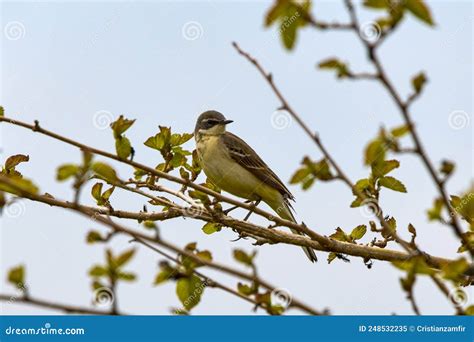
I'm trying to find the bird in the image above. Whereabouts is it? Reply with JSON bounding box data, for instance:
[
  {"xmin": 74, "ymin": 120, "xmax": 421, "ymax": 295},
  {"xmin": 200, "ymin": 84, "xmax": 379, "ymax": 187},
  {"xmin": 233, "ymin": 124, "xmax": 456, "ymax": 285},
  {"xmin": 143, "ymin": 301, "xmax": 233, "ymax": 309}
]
[{"xmin": 194, "ymin": 110, "xmax": 317, "ymax": 262}]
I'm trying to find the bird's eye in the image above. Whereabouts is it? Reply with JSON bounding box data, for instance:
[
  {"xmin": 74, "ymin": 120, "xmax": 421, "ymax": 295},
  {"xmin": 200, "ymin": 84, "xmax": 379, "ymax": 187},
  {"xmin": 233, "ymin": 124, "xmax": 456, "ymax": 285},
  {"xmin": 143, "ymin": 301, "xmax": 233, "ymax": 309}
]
[{"xmin": 206, "ymin": 119, "xmax": 219, "ymax": 126}]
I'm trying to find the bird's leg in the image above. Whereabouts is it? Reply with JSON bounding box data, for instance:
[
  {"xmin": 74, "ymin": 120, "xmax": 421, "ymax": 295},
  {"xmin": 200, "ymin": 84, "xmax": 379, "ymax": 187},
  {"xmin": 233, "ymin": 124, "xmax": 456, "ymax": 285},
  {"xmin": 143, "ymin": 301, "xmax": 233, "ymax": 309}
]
[
  {"xmin": 230, "ymin": 231, "xmax": 248, "ymax": 242},
  {"xmin": 243, "ymin": 199, "xmax": 261, "ymax": 222},
  {"xmin": 230, "ymin": 199, "xmax": 261, "ymax": 242},
  {"xmin": 223, "ymin": 200, "xmax": 252, "ymax": 215}
]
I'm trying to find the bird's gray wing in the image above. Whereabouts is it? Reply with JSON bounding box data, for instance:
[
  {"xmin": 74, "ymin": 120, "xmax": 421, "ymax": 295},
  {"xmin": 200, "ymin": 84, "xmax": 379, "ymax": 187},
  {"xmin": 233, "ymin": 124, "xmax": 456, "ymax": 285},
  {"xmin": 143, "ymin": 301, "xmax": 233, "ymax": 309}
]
[{"xmin": 222, "ymin": 132, "xmax": 294, "ymax": 201}]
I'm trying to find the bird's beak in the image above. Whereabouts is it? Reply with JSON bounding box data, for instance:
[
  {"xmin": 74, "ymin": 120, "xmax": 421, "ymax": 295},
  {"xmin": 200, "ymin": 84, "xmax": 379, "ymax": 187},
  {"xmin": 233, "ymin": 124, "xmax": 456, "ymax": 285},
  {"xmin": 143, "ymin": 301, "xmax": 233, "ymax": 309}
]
[{"xmin": 222, "ymin": 119, "xmax": 234, "ymax": 125}]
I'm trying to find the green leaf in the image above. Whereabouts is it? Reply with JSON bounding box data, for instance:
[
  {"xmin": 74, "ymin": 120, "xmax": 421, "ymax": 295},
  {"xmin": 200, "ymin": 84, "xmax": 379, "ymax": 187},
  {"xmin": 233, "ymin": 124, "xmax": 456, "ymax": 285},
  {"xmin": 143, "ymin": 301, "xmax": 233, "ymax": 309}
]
[
  {"xmin": 289, "ymin": 167, "xmax": 311, "ymax": 184},
  {"xmin": 0, "ymin": 176, "xmax": 39, "ymax": 195},
  {"xmin": 364, "ymin": 139, "xmax": 386, "ymax": 166},
  {"xmin": 237, "ymin": 283, "xmax": 255, "ymax": 295},
  {"xmin": 144, "ymin": 135, "xmax": 163, "ymax": 150},
  {"xmin": 115, "ymin": 136, "xmax": 132, "ymax": 160},
  {"xmin": 184, "ymin": 242, "xmax": 197, "ymax": 252},
  {"xmin": 110, "ymin": 115, "xmax": 135, "ymax": 137},
  {"xmin": 441, "ymin": 258, "xmax": 469, "ymax": 282},
  {"xmin": 154, "ymin": 270, "xmax": 172, "ymax": 285},
  {"xmin": 455, "ymin": 189, "xmax": 474, "ymax": 226},
  {"xmin": 195, "ymin": 250, "xmax": 213, "ymax": 263},
  {"xmin": 86, "ymin": 230, "xmax": 104, "ymax": 244},
  {"xmin": 91, "ymin": 183, "xmax": 103, "ymax": 202},
  {"xmin": 301, "ymin": 177, "xmax": 315, "ymax": 190},
  {"xmin": 233, "ymin": 249, "xmax": 255, "ymax": 266},
  {"xmin": 450, "ymin": 195, "xmax": 461, "ymax": 209},
  {"xmin": 408, "ymin": 223, "xmax": 417, "ymax": 239},
  {"xmin": 427, "ymin": 198, "xmax": 444, "ymax": 221},
  {"xmin": 457, "ymin": 232, "xmax": 474, "ymax": 253},
  {"xmin": 306, "ymin": 158, "xmax": 333, "ymax": 181},
  {"xmin": 0, "ymin": 106, "xmax": 4, "ymax": 117},
  {"xmin": 91, "ymin": 280, "xmax": 104, "ymax": 291},
  {"xmin": 102, "ymin": 186, "xmax": 115, "ymax": 201},
  {"xmin": 390, "ymin": 125, "xmax": 410, "ymax": 138},
  {"xmin": 353, "ymin": 178, "xmax": 372, "ymax": 194},
  {"xmin": 91, "ymin": 162, "xmax": 118, "ymax": 183},
  {"xmin": 281, "ymin": 19, "xmax": 298, "ymax": 49},
  {"xmin": 264, "ymin": 0, "xmax": 311, "ymax": 50},
  {"xmin": 89, "ymin": 265, "xmax": 108, "ymax": 277},
  {"xmin": 56, "ymin": 164, "xmax": 79, "ymax": 181},
  {"xmin": 465, "ymin": 305, "xmax": 474, "ymax": 315},
  {"xmin": 386, "ymin": 217, "xmax": 397, "ymax": 231},
  {"xmin": 170, "ymin": 133, "xmax": 193, "ymax": 146},
  {"xmin": 202, "ymin": 222, "xmax": 222, "ymax": 235},
  {"xmin": 7, "ymin": 265, "xmax": 25, "ymax": 286},
  {"xmin": 440, "ymin": 160, "xmax": 455, "ymax": 177},
  {"xmin": 404, "ymin": 0, "xmax": 434, "ymax": 26},
  {"xmin": 350, "ymin": 197, "xmax": 364, "ymax": 208},
  {"xmin": 5, "ymin": 154, "xmax": 29, "ymax": 170},
  {"xmin": 318, "ymin": 58, "xmax": 349, "ymax": 78},
  {"xmin": 363, "ymin": 0, "xmax": 390, "ymax": 9},
  {"xmin": 329, "ymin": 227, "xmax": 350, "ymax": 242},
  {"xmin": 179, "ymin": 167, "xmax": 190, "ymax": 180},
  {"xmin": 114, "ymin": 249, "xmax": 135, "ymax": 267},
  {"xmin": 145, "ymin": 126, "xmax": 172, "ymax": 151},
  {"xmin": 188, "ymin": 189, "xmax": 210, "ymax": 204},
  {"xmin": 372, "ymin": 159, "xmax": 400, "ymax": 177},
  {"xmin": 145, "ymin": 137, "xmax": 163, "ymax": 151},
  {"xmin": 82, "ymin": 150, "xmax": 93, "ymax": 169},
  {"xmin": 378, "ymin": 176, "xmax": 407, "ymax": 193},
  {"xmin": 265, "ymin": 0, "xmax": 286, "ymax": 26},
  {"xmin": 176, "ymin": 275, "xmax": 204, "ymax": 311},
  {"xmin": 143, "ymin": 221, "xmax": 158, "ymax": 230},
  {"xmin": 411, "ymin": 72, "xmax": 427, "ymax": 93},
  {"xmin": 154, "ymin": 262, "xmax": 176, "ymax": 285},
  {"xmin": 350, "ymin": 225, "xmax": 367, "ymax": 241},
  {"xmin": 327, "ymin": 252, "xmax": 337, "ymax": 264},
  {"xmin": 117, "ymin": 272, "xmax": 137, "ymax": 282},
  {"xmin": 392, "ymin": 256, "xmax": 435, "ymax": 275}
]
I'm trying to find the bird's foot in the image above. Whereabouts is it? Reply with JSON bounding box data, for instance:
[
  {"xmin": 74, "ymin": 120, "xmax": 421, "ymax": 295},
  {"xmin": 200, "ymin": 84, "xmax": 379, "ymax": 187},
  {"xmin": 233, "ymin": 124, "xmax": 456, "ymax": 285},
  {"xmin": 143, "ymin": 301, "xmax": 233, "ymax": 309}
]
[
  {"xmin": 243, "ymin": 199, "xmax": 261, "ymax": 222},
  {"xmin": 223, "ymin": 200, "xmax": 252, "ymax": 215}
]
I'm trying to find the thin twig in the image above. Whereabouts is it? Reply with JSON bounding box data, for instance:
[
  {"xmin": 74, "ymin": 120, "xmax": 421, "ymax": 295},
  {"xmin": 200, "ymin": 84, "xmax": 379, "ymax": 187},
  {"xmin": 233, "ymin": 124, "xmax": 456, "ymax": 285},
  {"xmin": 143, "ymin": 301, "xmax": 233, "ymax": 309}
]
[
  {"xmin": 342, "ymin": 0, "xmax": 472, "ymax": 259},
  {"xmin": 133, "ymin": 238, "xmax": 278, "ymax": 313},
  {"xmin": 0, "ymin": 294, "xmax": 115, "ymax": 315}
]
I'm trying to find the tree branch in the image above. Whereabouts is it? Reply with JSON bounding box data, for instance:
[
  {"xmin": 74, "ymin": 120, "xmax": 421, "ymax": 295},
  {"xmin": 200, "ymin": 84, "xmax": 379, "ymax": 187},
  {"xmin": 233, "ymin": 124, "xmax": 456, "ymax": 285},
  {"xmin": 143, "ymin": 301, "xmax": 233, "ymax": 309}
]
[
  {"xmin": 0, "ymin": 294, "xmax": 114, "ymax": 315},
  {"xmin": 0, "ymin": 174, "xmax": 461, "ymax": 270},
  {"xmin": 341, "ymin": 0, "xmax": 473, "ymax": 259}
]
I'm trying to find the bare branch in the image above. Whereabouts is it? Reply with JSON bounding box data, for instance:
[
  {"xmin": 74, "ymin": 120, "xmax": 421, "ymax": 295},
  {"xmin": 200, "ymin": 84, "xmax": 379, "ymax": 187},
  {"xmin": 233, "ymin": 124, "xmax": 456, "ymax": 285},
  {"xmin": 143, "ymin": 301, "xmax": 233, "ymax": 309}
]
[{"xmin": 0, "ymin": 294, "xmax": 115, "ymax": 315}]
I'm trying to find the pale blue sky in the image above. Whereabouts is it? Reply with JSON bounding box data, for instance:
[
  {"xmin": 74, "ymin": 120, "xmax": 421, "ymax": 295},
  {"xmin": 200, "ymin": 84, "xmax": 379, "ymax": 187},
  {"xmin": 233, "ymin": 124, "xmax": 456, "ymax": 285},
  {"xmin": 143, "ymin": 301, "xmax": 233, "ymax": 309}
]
[{"xmin": 0, "ymin": 0, "xmax": 472, "ymax": 315}]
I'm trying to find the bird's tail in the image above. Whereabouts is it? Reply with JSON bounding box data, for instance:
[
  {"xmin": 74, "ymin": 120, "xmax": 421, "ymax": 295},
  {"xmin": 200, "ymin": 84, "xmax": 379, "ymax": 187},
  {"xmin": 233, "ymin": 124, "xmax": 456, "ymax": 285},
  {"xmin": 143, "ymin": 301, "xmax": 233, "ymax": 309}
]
[{"xmin": 268, "ymin": 197, "xmax": 317, "ymax": 263}]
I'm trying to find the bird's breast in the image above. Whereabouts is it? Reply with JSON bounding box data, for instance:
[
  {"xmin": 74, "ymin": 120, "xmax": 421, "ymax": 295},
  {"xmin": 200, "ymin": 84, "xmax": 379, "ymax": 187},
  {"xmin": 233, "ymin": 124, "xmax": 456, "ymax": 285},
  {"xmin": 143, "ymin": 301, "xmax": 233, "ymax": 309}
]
[{"xmin": 195, "ymin": 135, "xmax": 270, "ymax": 201}]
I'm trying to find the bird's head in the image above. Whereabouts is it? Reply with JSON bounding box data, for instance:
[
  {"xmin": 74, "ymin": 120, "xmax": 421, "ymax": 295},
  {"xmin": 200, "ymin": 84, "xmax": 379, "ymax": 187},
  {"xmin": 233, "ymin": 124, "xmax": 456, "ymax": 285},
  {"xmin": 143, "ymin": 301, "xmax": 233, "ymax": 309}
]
[{"xmin": 194, "ymin": 110, "xmax": 233, "ymax": 136}]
